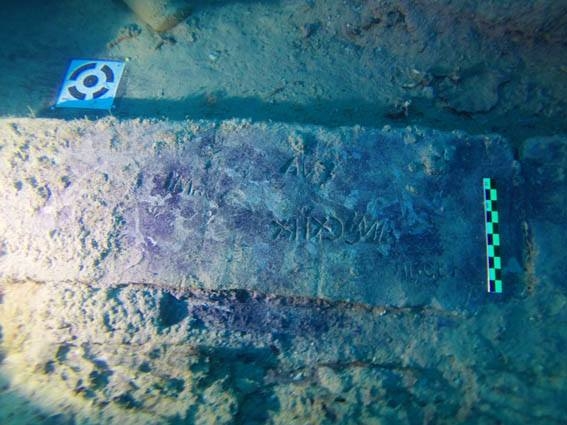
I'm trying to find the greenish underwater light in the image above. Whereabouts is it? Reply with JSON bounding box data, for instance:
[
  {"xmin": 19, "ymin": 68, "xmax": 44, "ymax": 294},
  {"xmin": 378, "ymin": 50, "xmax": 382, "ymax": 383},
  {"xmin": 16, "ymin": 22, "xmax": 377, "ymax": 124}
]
[{"xmin": 483, "ymin": 178, "xmax": 502, "ymax": 293}]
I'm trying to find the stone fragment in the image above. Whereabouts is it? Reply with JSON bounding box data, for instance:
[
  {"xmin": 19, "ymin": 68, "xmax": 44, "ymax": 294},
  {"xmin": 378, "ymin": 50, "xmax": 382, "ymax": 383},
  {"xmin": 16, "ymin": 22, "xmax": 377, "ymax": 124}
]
[{"xmin": 122, "ymin": 0, "xmax": 192, "ymax": 32}]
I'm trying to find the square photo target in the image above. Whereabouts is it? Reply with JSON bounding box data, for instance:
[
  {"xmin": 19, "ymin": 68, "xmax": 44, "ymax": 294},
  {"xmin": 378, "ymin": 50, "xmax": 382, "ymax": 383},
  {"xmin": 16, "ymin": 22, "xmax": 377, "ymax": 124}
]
[{"xmin": 55, "ymin": 59, "xmax": 125, "ymax": 110}]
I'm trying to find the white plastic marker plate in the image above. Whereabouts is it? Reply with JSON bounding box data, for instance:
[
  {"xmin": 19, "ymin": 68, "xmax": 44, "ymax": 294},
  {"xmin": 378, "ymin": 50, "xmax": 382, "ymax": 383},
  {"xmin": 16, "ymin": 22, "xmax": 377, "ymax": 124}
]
[{"xmin": 55, "ymin": 59, "xmax": 125, "ymax": 110}]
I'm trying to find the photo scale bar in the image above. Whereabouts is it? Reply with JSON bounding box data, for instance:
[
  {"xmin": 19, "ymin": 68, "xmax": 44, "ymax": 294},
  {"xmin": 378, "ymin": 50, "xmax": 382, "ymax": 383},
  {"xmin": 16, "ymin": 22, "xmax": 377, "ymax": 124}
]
[{"xmin": 483, "ymin": 178, "xmax": 503, "ymax": 293}]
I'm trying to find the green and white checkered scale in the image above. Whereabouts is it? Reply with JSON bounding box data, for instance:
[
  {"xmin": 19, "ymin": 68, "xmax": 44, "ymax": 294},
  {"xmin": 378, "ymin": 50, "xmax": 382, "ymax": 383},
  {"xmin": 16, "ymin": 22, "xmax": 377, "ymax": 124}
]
[{"xmin": 483, "ymin": 178, "xmax": 503, "ymax": 293}]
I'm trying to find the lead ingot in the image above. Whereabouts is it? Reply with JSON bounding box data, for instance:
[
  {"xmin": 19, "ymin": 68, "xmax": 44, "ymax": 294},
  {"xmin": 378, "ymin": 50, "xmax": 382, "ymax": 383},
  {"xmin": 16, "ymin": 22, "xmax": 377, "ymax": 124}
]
[{"xmin": 0, "ymin": 118, "xmax": 520, "ymax": 312}]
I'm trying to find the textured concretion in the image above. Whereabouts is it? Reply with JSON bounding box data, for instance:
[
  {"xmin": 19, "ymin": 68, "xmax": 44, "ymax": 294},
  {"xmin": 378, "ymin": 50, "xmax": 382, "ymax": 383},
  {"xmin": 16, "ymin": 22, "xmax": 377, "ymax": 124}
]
[{"xmin": 0, "ymin": 118, "xmax": 520, "ymax": 309}]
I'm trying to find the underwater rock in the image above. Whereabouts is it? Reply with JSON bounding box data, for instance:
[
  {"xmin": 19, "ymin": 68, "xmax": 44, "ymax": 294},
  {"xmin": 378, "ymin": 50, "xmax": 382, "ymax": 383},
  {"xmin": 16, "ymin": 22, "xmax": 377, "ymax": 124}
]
[
  {"xmin": 1, "ymin": 277, "xmax": 565, "ymax": 425},
  {"xmin": 0, "ymin": 118, "xmax": 521, "ymax": 310},
  {"xmin": 437, "ymin": 68, "xmax": 509, "ymax": 114},
  {"xmin": 521, "ymin": 135, "xmax": 567, "ymax": 292},
  {"xmin": 521, "ymin": 135, "xmax": 567, "ymax": 222}
]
